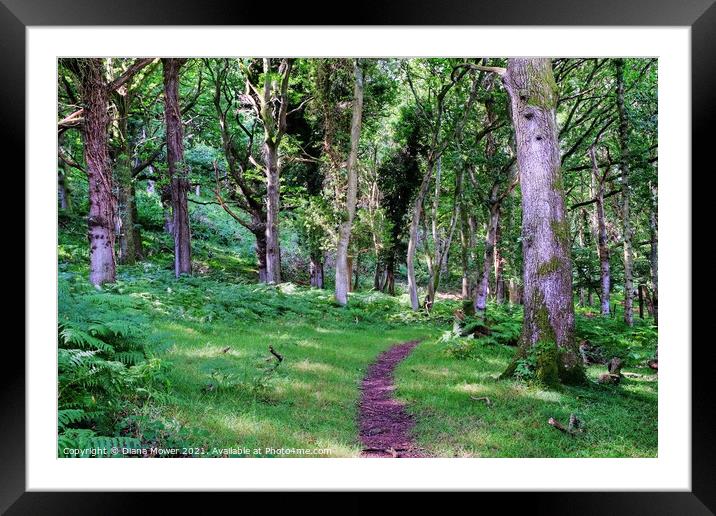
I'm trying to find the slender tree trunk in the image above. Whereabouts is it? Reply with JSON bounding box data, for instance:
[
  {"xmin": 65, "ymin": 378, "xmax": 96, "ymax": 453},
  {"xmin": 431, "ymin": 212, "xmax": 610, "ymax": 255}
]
[
  {"xmin": 310, "ymin": 251, "xmax": 324, "ymax": 288},
  {"xmin": 162, "ymin": 58, "xmax": 191, "ymax": 277},
  {"xmin": 499, "ymin": 58, "xmax": 584, "ymax": 386},
  {"xmin": 130, "ymin": 182, "xmax": 144, "ymax": 260},
  {"xmin": 252, "ymin": 225, "xmax": 268, "ymax": 283},
  {"xmin": 353, "ymin": 254, "xmax": 361, "ymax": 291},
  {"xmin": 638, "ymin": 284, "xmax": 645, "ymax": 319},
  {"xmin": 384, "ymin": 254, "xmax": 396, "ymax": 295},
  {"xmin": 508, "ymin": 278, "xmax": 523, "ymax": 305},
  {"xmin": 460, "ymin": 207, "xmax": 471, "ymax": 300},
  {"xmin": 335, "ymin": 60, "xmax": 364, "ymax": 305},
  {"xmin": 649, "ymin": 182, "xmax": 658, "ymax": 324},
  {"xmin": 576, "ymin": 217, "xmax": 587, "ymax": 307},
  {"xmin": 264, "ymin": 142, "xmax": 281, "ymax": 284},
  {"xmin": 116, "ymin": 159, "xmax": 136, "ymax": 265},
  {"xmin": 161, "ymin": 184, "xmax": 174, "ymax": 237},
  {"xmin": 57, "ymin": 134, "xmax": 73, "ymax": 212},
  {"xmin": 114, "ymin": 101, "xmax": 137, "ymax": 266},
  {"xmin": 423, "ymin": 161, "xmax": 460, "ymax": 310},
  {"xmin": 494, "ymin": 219, "xmax": 506, "ymax": 303},
  {"xmin": 373, "ymin": 262, "xmax": 383, "ymax": 291},
  {"xmin": 475, "ymin": 200, "xmax": 500, "ymax": 316},
  {"xmin": 58, "ymin": 167, "xmax": 73, "ymax": 213},
  {"xmin": 407, "ymin": 156, "xmax": 434, "ymax": 310},
  {"xmin": 78, "ymin": 59, "xmax": 116, "ymax": 286},
  {"xmin": 615, "ymin": 58, "xmax": 634, "ymax": 326},
  {"xmin": 589, "ymin": 146, "xmax": 611, "ymax": 315}
]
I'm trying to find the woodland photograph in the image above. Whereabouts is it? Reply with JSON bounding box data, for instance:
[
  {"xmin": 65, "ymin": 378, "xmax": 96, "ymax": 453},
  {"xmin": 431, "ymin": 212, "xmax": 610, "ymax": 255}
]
[{"xmin": 56, "ymin": 57, "xmax": 658, "ymax": 458}]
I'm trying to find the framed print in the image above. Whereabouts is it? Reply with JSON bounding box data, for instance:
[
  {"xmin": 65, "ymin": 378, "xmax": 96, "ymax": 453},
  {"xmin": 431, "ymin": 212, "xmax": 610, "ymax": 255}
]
[{"xmin": 4, "ymin": 0, "xmax": 714, "ymax": 512}]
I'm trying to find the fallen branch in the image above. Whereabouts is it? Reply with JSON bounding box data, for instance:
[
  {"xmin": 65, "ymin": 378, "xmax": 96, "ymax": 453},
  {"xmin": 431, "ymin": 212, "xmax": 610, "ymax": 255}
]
[
  {"xmin": 470, "ymin": 396, "xmax": 492, "ymax": 406},
  {"xmin": 269, "ymin": 345, "xmax": 283, "ymax": 363},
  {"xmin": 548, "ymin": 414, "xmax": 583, "ymax": 435}
]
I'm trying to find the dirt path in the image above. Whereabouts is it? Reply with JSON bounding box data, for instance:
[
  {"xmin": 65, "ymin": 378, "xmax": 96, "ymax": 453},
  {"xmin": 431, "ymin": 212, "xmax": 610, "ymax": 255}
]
[{"xmin": 358, "ymin": 340, "xmax": 423, "ymax": 458}]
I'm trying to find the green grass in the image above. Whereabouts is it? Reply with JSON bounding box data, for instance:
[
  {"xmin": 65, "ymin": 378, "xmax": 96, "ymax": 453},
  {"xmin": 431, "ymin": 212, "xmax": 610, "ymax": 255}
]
[
  {"xmin": 58, "ymin": 216, "xmax": 657, "ymax": 458},
  {"xmin": 395, "ymin": 336, "xmax": 657, "ymax": 457}
]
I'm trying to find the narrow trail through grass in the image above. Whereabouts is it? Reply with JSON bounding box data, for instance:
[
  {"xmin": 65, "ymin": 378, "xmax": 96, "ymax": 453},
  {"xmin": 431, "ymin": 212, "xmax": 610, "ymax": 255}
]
[{"xmin": 359, "ymin": 340, "xmax": 424, "ymax": 458}]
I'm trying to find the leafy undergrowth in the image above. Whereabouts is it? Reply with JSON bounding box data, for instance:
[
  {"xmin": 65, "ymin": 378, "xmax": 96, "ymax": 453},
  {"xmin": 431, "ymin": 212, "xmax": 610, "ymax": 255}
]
[
  {"xmin": 394, "ymin": 303, "xmax": 658, "ymax": 457},
  {"xmin": 58, "ymin": 265, "xmax": 439, "ymax": 458}
]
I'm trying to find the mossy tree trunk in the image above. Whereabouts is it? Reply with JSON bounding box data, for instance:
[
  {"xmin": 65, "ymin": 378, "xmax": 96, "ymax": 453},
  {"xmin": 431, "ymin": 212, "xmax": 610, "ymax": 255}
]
[
  {"xmin": 162, "ymin": 58, "xmax": 192, "ymax": 277},
  {"xmin": 499, "ymin": 58, "xmax": 584, "ymax": 386},
  {"xmin": 76, "ymin": 58, "xmax": 117, "ymax": 286},
  {"xmin": 112, "ymin": 84, "xmax": 138, "ymax": 266},
  {"xmin": 57, "ymin": 134, "xmax": 73, "ymax": 213}
]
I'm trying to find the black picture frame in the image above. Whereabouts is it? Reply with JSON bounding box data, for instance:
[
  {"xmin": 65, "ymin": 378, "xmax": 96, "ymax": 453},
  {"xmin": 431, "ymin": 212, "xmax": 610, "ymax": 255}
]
[{"xmin": 4, "ymin": 0, "xmax": 712, "ymax": 513}]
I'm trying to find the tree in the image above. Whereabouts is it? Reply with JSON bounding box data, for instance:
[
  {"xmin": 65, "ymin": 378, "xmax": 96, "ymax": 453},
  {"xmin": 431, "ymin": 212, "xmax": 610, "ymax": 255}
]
[
  {"xmin": 493, "ymin": 58, "xmax": 585, "ymax": 386},
  {"xmin": 403, "ymin": 59, "xmax": 477, "ymax": 311},
  {"xmin": 471, "ymin": 73, "xmax": 516, "ymax": 316},
  {"xmin": 615, "ymin": 58, "xmax": 635, "ymax": 326},
  {"xmin": 243, "ymin": 58, "xmax": 294, "ymax": 284},
  {"xmin": 589, "ymin": 144, "xmax": 611, "ymax": 315},
  {"xmin": 206, "ymin": 59, "xmax": 268, "ymax": 282},
  {"xmin": 162, "ymin": 58, "xmax": 192, "ymax": 277},
  {"xmin": 75, "ymin": 58, "xmax": 117, "ymax": 286},
  {"xmin": 334, "ymin": 60, "xmax": 365, "ymax": 305}
]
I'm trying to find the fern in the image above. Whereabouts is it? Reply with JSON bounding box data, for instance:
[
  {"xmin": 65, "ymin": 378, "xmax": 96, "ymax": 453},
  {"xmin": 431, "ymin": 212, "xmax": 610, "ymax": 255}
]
[{"xmin": 57, "ymin": 409, "xmax": 87, "ymax": 429}]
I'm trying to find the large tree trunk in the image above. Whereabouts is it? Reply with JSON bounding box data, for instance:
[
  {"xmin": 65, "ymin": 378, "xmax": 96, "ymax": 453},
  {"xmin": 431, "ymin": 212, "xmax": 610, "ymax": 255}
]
[
  {"xmin": 335, "ymin": 60, "xmax": 364, "ymax": 305},
  {"xmin": 78, "ymin": 59, "xmax": 116, "ymax": 286},
  {"xmin": 615, "ymin": 59, "xmax": 634, "ymax": 326},
  {"xmin": 499, "ymin": 58, "xmax": 584, "ymax": 386},
  {"xmin": 162, "ymin": 58, "xmax": 192, "ymax": 277},
  {"xmin": 589, "ymin": 146, "xmax": 611, "ymax": 315}
]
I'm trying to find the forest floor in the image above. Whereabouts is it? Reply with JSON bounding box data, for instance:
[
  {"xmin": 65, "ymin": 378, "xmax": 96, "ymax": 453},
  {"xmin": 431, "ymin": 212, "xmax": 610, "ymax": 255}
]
[{"xmin": 58, "ymin": 216, "xmax": 659, "ymax": 458}]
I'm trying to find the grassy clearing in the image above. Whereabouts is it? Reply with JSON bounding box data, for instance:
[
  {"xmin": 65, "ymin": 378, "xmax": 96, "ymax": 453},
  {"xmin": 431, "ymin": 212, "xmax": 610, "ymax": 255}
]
[
  {"xmin": 395, "ymin": 337, "xmax": 657, "ymax": 457},
  {"xmin": 59, "ymin": 259, "xmax": 439, "ymax": 457},
  {"xmin": 58, "ymin": 217, "xmax": 657, "ymax": 458}
]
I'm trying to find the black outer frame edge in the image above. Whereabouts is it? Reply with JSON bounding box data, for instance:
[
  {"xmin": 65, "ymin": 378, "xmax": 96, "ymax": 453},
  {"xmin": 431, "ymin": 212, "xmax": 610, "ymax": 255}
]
[
  {"xmin": 0, "ymin": 0, "xmax": 715, "ymax": 26},
  {"xmin": 5, "ymin": 0, "xmax": 714, "ymax": 513},
  {"xmin": 691, "ymin": 0, "xmax": 716, "ymax": 513},
  {"xmin": 0, "ymin": 1, "xmax": 26, "ymax": 515}
]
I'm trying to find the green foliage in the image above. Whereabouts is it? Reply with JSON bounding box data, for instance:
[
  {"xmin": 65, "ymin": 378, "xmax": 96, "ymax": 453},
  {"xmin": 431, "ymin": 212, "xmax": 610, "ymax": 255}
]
[
  {"xmin": 575, "ymin": 313, "xmax": 657, "ymax": 367},
  {"xmin": 57, "ymin": 279, "xmax": 176, "ymax": 457}
]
